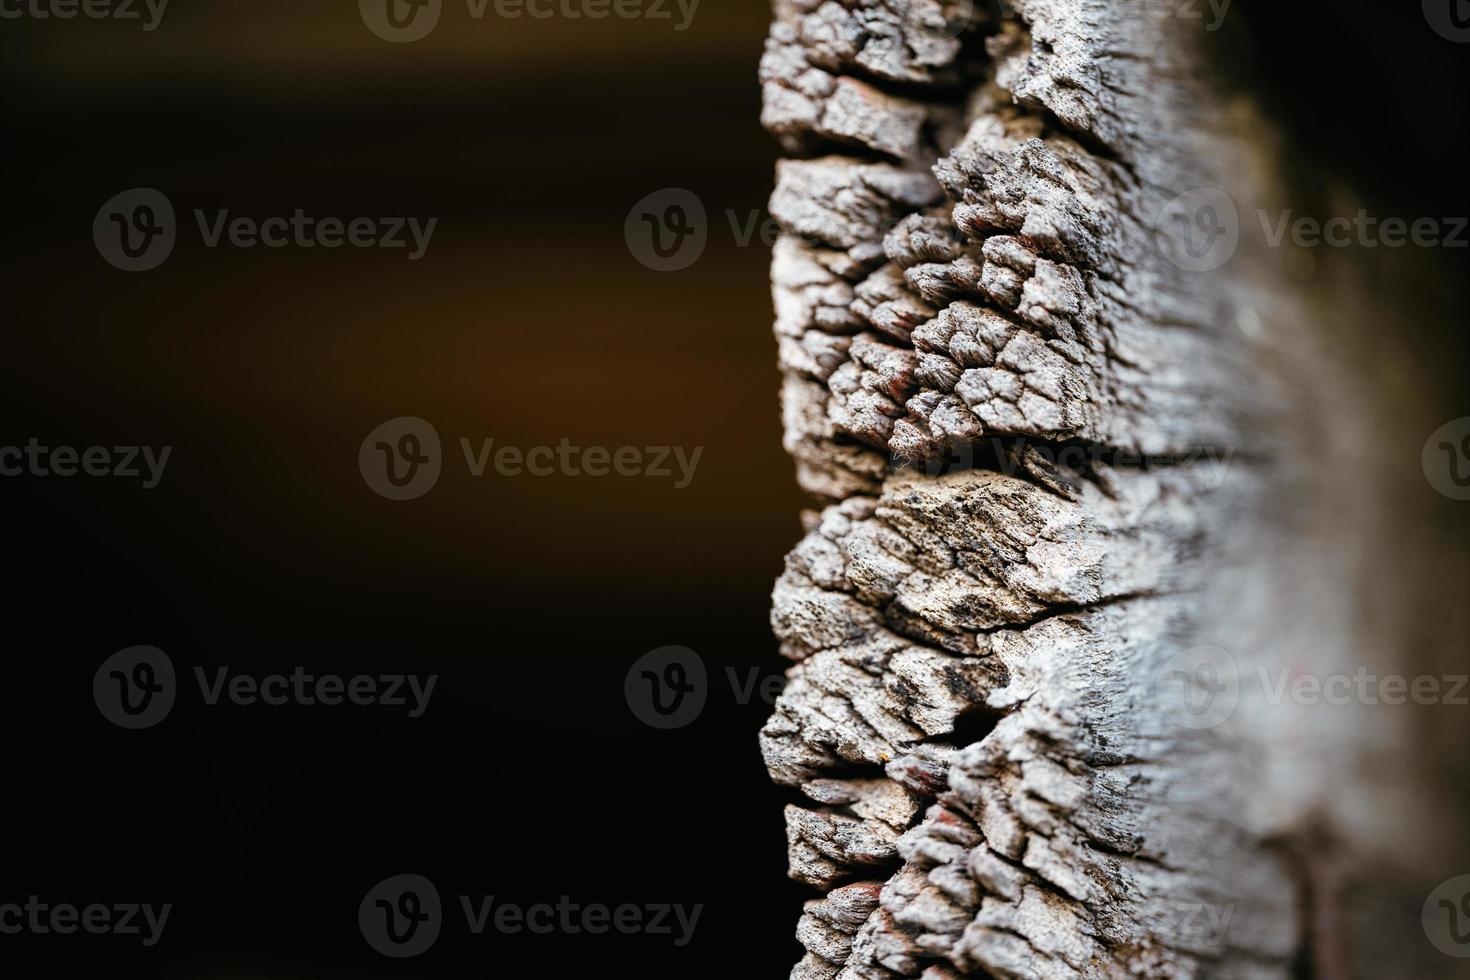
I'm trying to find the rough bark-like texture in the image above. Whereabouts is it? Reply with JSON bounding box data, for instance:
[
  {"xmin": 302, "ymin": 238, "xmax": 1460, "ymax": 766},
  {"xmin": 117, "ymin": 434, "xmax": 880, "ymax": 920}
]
[
  {"xmin": 766, "ymin": 1, "xmax": 1271, "ymax": 501},
  {"xmin": 760, "ymin": 1, "xmax": 1463, "ymax": 977}
]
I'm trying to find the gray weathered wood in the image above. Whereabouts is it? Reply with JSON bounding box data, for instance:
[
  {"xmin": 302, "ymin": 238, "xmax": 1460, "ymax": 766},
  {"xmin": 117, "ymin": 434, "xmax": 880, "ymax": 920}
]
[{"xmin": 752, "ymin": 1, "xmax": 1461, "ymax": 976}]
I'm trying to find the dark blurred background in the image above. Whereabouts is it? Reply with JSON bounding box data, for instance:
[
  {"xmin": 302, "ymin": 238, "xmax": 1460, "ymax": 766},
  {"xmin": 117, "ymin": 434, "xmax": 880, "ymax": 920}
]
[
  {"xmin": 0, "ymin": 0, "xmax": 1465, "ymax": 976},
  {"xmin": 1, "ymin": 2, "xmax": 807, "ymax": 976}
]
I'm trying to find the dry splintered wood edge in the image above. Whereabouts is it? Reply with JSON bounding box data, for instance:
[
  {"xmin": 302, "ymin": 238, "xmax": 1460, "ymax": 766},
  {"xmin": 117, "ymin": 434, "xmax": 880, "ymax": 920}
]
[{"xmin": 756, "ymin": 1, "xmax": 1461, "ymax": 978}]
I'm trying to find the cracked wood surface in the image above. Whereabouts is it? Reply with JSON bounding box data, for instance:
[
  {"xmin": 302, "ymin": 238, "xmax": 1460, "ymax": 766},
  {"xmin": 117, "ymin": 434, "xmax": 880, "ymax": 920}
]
[{"xmin": 755, "ymin": 1, "xmax": 1358, "ymax": 977}]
